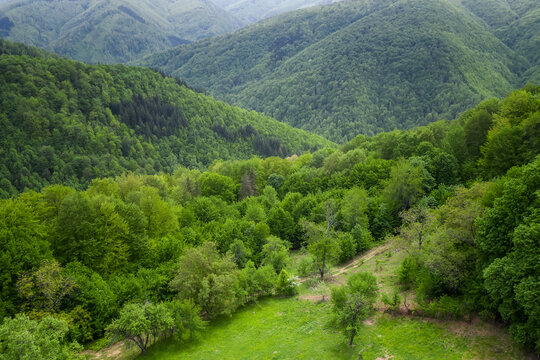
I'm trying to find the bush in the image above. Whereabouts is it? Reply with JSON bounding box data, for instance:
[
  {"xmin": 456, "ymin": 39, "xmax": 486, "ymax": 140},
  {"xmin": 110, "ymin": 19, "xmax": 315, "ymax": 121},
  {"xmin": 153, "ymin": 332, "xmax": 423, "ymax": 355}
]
[
  {"xmin": 296, "ymin": 255, "xmax": 314, "ymax": 277},
  {"xmin": 381, "ymin": 291, "xmax": 402, "ymax": 313},
  {"xmin": 275, "ymin": 270, "xmax": 298, "ymax": 297},
  {"xmin": 351, "ymin": 225, "xmax": 372, "ymax": 253},
  {"xmin": 337, "ymin": 233, "xmax": 357, "ymax": 263},
  {"xmin": 398, "ymin": 256, "xmax": 419, "ymax": 289},
  {"xmin": 421, "ymin": 295, "xmax": 465, "ymax": 320}
]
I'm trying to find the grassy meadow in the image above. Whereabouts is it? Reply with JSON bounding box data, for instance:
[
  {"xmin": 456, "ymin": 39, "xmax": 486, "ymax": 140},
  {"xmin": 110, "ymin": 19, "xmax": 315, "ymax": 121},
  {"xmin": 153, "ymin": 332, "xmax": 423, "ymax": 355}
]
[{"xmin": 129, "ymin": 245, "xmax": 533, "ymax": 360}]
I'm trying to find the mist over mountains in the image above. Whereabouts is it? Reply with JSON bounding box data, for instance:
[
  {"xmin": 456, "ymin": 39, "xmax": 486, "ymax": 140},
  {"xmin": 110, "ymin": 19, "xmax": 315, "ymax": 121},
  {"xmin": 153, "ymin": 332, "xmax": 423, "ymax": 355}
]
[{"xmin": 0, "ymin": 0, "xmax": 339, "ymax": 63}]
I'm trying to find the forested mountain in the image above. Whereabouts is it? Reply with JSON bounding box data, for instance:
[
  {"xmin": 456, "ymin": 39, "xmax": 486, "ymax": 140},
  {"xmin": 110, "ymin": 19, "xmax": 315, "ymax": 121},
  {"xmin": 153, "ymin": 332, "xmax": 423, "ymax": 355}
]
[
  {"xmin": 211, "ymin": 0, "xmax": 341, "ymax": 24},
  {"xmin": 138, "ymin": 0, "xmax": 539, "ymax": 142},
  {"xmin": 0, "ymin": 0, "xmax": 242, "ymax": 63},
  {"xmin": 0, "ymin": 39, "xmax": 331, "ymax": 196},
  {"xmin": 0, "ymin": 85, "xmax": 538, "ymax": 357}
]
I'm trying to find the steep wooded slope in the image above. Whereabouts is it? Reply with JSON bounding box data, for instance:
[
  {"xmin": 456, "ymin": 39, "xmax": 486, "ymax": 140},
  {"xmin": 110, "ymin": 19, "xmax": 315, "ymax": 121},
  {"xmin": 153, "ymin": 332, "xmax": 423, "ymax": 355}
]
[
  {"xmin": 139, "ymin": 0, "xmax": 536, "ymax": 142},
  {"xmin": 0, "ymin": 39, "xmax": 331, "ymax": 195}
]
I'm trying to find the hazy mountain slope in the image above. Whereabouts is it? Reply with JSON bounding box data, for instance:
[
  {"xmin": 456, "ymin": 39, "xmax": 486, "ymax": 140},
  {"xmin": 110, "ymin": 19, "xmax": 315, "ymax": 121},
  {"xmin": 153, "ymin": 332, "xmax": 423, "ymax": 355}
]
[
  {"xmin": 139, "ymin": 0, "xmax": 532, "ymax": 142},
  {"xmin": 211, "ymin": 0, "xmax": 341, "ymax": 24},
  {"xmin": 460, "ymin": 0, "xmax": 540, "ymax": 82},
  {"xmin": 0, "ymin": 0, "xmax": 242, "ymax": 63},
  {"xmin": 0, "ymin": 39, "xmax": 331, "ymax": 194}
]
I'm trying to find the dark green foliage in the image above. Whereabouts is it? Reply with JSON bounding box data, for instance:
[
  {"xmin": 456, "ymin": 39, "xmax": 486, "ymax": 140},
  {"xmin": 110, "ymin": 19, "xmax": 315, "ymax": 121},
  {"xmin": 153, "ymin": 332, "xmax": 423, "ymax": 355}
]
[
  {"xmin": 139, "ymin": 0, "xmax": 534, "ymax": 142},
  {"xmin": 477, "ymin": 159, "xmax": 540, "ymax": 349}
]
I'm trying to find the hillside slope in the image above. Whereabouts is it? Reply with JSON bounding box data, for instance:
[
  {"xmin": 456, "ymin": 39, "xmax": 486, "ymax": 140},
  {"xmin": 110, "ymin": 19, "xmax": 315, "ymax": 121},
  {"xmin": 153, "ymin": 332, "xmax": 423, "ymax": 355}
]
[
  {"xmin": 211, "ymin": 0, "xmax": 341, "ymax": 24},
  {"xmin": 138, "ymin": 0, "xmax": 536, "ymax": 142},
  {"xmin": 0, "ymin": 0, "xmax": 242, "ymax": 63},
  {"xmin": 0, "ymin": 39, "xmax": 331, "ymax": 195}
]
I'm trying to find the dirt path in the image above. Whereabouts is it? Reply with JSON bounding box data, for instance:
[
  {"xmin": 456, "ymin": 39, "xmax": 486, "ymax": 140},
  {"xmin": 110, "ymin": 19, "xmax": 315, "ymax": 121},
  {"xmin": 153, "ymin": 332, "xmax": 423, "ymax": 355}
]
[
  {"xmin": 331, "ymin": 243, "xmax": 391, "ymax": 278},
  {"xmin": 298, "ymin": 243, "xmax": 391, "ymax": 285}
]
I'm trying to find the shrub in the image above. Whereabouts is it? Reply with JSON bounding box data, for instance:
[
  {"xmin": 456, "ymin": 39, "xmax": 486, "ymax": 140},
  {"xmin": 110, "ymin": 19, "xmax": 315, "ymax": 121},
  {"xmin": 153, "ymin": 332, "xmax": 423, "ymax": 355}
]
[{"xmin": 275, "ymin": 270, "xmax": 298, "ymax": 297}]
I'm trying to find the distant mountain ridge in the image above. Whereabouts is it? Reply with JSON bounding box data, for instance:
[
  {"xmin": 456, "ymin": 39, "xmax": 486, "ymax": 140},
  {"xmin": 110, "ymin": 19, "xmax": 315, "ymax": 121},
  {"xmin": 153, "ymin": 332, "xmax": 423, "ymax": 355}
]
[
  {"xmin": 0, "ymin": 0, "xmax": 243, "ymax": 63},
  {"xmin": 0, "ymin": 0, "xmax": 352, "ymax": 64},
  {"xmin": 138, "ymin": 0, "xmax": 539, "ymax": 142},
  {"xmin": 211, "ymin": 0, "xmax": 342, "ymax": 24}
]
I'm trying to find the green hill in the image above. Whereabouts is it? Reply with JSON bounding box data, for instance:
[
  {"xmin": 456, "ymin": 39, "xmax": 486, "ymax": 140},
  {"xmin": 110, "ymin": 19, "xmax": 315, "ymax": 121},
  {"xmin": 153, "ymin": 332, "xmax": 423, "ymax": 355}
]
[
  {"xmin": 0, "ymin": 0, "xmax": 242, "ymax": 63},
  {"xmin": 138, "ymin": 0, "xmax": 537, "ymax": 142},
  {"xmin": 0, "ymin": 39, "xmax": 331, "ymax": 195}
]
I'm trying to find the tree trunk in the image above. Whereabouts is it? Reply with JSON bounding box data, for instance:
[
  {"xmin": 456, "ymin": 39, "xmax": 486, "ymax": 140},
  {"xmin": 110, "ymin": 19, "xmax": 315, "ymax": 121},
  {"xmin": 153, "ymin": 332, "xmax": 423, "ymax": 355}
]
[
  {"xmin": 320, "ymin": 245, "xmax": 327, "ymax": 280},
  {"xmin": 349, "ymin": 328, "xmax": 356, "ymax": 346}
]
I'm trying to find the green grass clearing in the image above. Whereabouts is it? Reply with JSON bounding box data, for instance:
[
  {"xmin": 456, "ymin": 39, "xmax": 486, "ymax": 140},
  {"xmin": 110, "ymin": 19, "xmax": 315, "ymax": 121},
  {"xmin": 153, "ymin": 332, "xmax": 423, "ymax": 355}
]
[{"xmin": 139, "ymin": 296, "xmax": 531, "ymax": 360}]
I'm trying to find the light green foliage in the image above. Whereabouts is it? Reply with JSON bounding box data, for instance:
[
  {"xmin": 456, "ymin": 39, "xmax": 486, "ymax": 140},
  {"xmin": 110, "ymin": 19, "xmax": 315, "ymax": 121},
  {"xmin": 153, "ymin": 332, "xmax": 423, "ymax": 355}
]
[
  {"xmin": 340, "ymin": 187, "xmax": 369, "ymax": 231},
  {"xmin": 0, "ymin": 197, "xmax": 51, "ymax": 319},
  {"xmin": 336, "ymin": 233, "xmax": 357, "ymax": 264},
  {"xmin": 243, "ymin": 199, "xmax": 266, "ymax": 223},
  {"xmin": 266, "ymin": 205, "xmax": 295, "ymax": 243},
  {"xmin": 382, "ymin": 159, "xmax": 429, "ymax": 213},
  {"xmin": 199, "ymin": 173, "xmax": 236, "ymax": 203},
  {"xmin": 303, "ymin": 202, "xmax": 339, "ymax": 280},
  {"xmin": 17, "ymin": 259, "xmax": 76, "ymax": 313},
  {"xmin": 479, "ymin": 88, "xmax": 540, "ymax": 177},
  {"xmin": 168, "ymin": 299, "xmax": 206, "ymax": 343},
  {"xmin": 227, "ymin": 239, "xmax": 252, "ymax": 268},
  {"xmin": 169, "ymin": 242, "xmax": 239, "ymax": 318},
  {"xmin": 351, "ymin": 225, "xmax": 373, "ymax": 254},
  {"xmin": 478, "ymin": 159, "xmax": 540, "ymax": 349},
  {"xmin": 0, "ymin": 314, "xmax": 82, "ymax": 360},
  {"xmin": 331, "ymin": 272, "xmax": 378, "ymax": 346},
  {"xmin": 238, "ymin": 261, "xmax": 277, "ymax": 302},
  {"xmin": 275, "ymin": 270, "xmax": 298, "ymax": 297},
  {"xmin": 261, "ymin": 236, "xmax": 290, "ymax": 273},
  {"xmin": 106, "ymin": 302, "xmax": 173, "ymax": 356}
]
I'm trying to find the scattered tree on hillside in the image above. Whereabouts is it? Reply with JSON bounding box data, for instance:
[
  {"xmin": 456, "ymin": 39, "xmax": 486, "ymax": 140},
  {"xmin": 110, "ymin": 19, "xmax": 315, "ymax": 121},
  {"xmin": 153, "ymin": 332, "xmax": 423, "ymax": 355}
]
[{"xmin": 331, "ymin": 272, "xmax": 378, "ymax": 346}]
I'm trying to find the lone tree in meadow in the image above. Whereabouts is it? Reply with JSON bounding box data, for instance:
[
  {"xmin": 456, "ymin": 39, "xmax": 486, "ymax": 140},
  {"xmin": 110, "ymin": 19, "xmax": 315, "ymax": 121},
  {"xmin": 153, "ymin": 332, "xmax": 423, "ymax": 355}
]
[{"xmin": 331, "ymin": 272, "xmax": 378, "ymax": 346}]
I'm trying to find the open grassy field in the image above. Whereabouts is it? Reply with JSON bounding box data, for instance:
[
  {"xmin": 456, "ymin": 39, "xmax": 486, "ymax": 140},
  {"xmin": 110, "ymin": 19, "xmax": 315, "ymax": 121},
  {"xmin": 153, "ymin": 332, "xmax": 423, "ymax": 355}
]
[
  {"xmin": 139, "ymin": 297, "xmax": 529, "ymax": 360},
  {"xmin": 133, "ymin": 243, "xmax": 533, "ymax": 360}
]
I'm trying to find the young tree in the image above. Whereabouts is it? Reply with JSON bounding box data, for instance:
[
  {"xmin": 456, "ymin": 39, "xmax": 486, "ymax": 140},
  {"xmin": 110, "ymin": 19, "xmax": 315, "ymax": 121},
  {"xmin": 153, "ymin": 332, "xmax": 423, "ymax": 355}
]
[
  {"xmin": 17, "ymin": 259, "xmax": 76, "ymax": 313},
  {"xmin": 303, "ymin": 201, "xmax": 338, "ymax": 280},
  {"xmin": 106, "ymin": 302, "xmax": 173, "ymax": 356},
  {"xmin": 331, "ymin": 272, "xmax": 378, "ymax": 346},
  {"xmin": 167, "ymin": 299, "xmax": 206, "ymax": 342},
  {"xmin": 275, "ymin": 269, "xmax": 298, "ymax": 297},
  {"xmin": 169, "ymin": 242, "xmax": 240, "ymax": 318},
  {"xmin": 397, "ymin": 206, "xmax": 432, "ymax": 251},
  {"xmin": 261, "ymin": 236, "xmax": 290, "ymax": 273}
]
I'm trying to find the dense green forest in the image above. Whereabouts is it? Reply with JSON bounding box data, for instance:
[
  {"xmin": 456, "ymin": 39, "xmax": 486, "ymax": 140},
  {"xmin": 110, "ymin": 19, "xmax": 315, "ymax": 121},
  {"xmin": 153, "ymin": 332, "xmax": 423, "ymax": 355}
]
[
  {"xmin": 138, "ymin": 0, "xmax": 539, "ymax": 142},
  {"xmin": 1, "ymin": 85, "xmax": 538, "ymax": 358},
  {"xmin": 0, "ymin": 0, "xmax": 242, "ymax": 63},
  {"xmin": 0, "ymin": 38, "xmax": 331, "ymax": 196}
]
